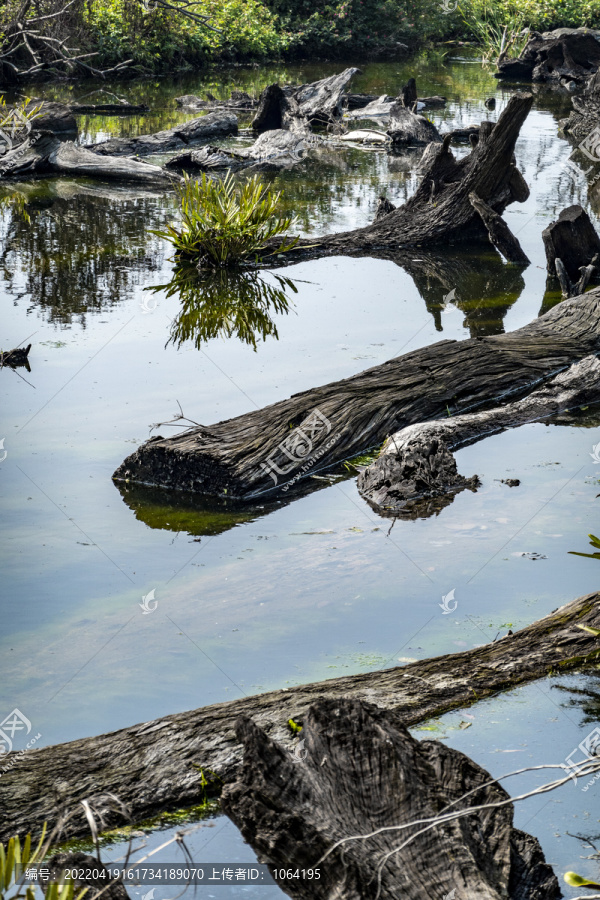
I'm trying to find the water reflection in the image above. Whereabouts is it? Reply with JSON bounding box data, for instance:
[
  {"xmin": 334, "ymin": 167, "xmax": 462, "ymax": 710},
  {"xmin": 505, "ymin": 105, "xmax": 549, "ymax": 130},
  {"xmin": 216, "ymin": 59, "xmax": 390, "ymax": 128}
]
[{"xmin": 158, "ymin": 265, "xmax": 298, "ymax": 350}]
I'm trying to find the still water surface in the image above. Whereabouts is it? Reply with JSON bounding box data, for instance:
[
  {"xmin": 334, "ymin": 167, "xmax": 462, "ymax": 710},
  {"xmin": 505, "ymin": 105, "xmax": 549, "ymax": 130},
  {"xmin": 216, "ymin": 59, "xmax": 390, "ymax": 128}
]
[{"xmin": 1, "ymin": 52, "xmax": 599, "ymax": 895}]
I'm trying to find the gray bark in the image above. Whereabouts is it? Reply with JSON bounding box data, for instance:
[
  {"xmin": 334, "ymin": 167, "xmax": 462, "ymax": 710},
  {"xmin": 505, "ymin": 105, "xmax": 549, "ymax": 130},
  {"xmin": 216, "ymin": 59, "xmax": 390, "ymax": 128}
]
[
  {"xmin": 496, "ymin": 27, "xmax": 600, "ymax": 83},
  {"xmin": 222, "ymin": 698, "xmax": 561, "ymax": 900},
  {"xmin": 252, "ymin": 69, "xmax": 360, "ymax": 132},
  {"xmin": 87, "ymin": 112, "xmax": 238, "ymax": 157},
  {"xmin": 0, "ymin": 590, "xmax": 598, "ymax": 843},
  {"xmin": 358, "ymin": 354, "xmax": 600, "ymax": 514}
]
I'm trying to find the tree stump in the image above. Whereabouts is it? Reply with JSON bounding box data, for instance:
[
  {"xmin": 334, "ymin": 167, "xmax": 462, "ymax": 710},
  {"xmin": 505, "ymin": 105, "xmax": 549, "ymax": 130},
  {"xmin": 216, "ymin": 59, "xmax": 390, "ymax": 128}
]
[
  {"xmin": 221, "ymin": 698, "xmax": 561, "ymax": 900},
  {"xmin": 542, "ymin": 205, "xmax": 600, "ymax": 289}
]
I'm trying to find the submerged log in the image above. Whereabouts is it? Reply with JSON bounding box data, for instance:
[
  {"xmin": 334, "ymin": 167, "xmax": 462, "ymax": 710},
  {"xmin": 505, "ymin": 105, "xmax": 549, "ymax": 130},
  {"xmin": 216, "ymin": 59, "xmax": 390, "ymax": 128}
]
[
  {"xmin": 87, "ymin": 112, "xmax": 238, "ymax": 157},
  {"xmin": 542, "ymin": 204, "xmax": 600, "ymax": 297},
  {"xmin": 496, "ymin": 28, "xmax": 600, "ymax": 83},
  {"xmin": 252, "ymin": 68, "xmax": 360, "ymax": 132},
  {"xmin": 0, "ymin": 589, "xmax": 599, "ymax": 843},
  {"xmin": 0, "ymin": 344, "xmax": 31, "ymax": 368},
  {"xmin": 164, "ymin": 129, "xmax": 315, "ymax": 173},
  {"xmin": 175, "ymin": 91, "xmax": 256, "ymax": 111},
  {"xmin": 0, "ymin": 133, "xmax": 173, "ymax": 184},
  {"xmin": 69, "ymin": 103, "xmax": 150, "ymax": 114},
  {"xmin": 387, "ymin": 101, "xmax": 442, "ymax": 146},
  {"xmin": 222, "ymin": 698, "xmax": 561, "ymax": 900},
  {"xmin": 358, "ymin": 354, "xmax": 600, "ymax": 514},
  {"xmin": 111, "ymin": 273, "xmax": 600, "ymax": 505}
]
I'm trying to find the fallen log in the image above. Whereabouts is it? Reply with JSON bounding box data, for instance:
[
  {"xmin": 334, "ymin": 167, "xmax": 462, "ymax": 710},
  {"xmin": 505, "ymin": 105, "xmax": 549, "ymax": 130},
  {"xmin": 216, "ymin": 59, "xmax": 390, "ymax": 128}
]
[
  {"xmin": 357, "ymin": 354, "xmax": 600, "ymax": 515},
  {"xmin": 496, "ymin": 28, "xmax": 600, "ymax": 84},
  {"xmin": 222, "ymin": 698, "xmax": 561, "ymax": 900},
  {"xmin": 0, "ymin": 132, "xmax": 175, "ymax": 184},
  {"xmin": 469, "ymin": 191, "xmax": 530, "ymax": 263},
  {"xmin": 175, "ymin": 91, "xmax": 257, "ymax": 111},
  {"xmin": 69, "ymin": 103, "xmax": 150, "ymax": 114},
  {"xmin": 23, "ymin": 100, "xmax": 77, "ymax": 135},
  {"xmin": 0, "ymin": 343, "xmax": 31, "ymax": 368},
  {"xmin": 252, "ymin": 69, "xmax": 360, "ymax": 132},
  {"xmin": 563, "ymin": 68, "xmax": 600, "ymax": 141},
  {"xmin": 111, "ymin": 264, "xmax": 599, "ymax": 504},
  {"xmin": 542, "ymin": 204, "xmax": 600, "ymax": 297},
  {"xmin": 387, "ymin": 101, "xmax": 442, "ymax": 146},
  {"xmin": 87, "ymin": 112, "xmax": 238, "ymax": 158},
  {"xmin": 164, "ymin": 129, "xmax": 316, "ymax": 173},
  {"xmin": 0, "ymin": 590, "xmax": 598, "ymax": 843}
]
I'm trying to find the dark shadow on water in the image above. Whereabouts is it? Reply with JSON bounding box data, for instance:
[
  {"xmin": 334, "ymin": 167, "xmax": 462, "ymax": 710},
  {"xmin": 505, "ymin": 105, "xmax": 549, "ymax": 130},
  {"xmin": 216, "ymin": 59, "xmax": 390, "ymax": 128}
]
[{"xmin": 153, "ymin": 265, "xmax": 299, "ymax": 351}]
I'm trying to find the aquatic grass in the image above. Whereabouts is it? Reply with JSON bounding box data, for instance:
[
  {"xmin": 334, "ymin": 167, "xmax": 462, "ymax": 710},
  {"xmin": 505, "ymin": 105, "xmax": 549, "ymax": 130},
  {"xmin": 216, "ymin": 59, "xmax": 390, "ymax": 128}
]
[
  {"xmin": 569, "ymin": 534, "xmax": 600, "ymax": 562},
  {"xmin": 1, "ymin": 825, "xmax": 87, "ymax": 900},
  {"xmin": 154, "ymin": 171, "xmax": 299, "ymax": 268},
  {"xmin": 460, "ymin": 1, "xmax": 530, "ymax": 64}
]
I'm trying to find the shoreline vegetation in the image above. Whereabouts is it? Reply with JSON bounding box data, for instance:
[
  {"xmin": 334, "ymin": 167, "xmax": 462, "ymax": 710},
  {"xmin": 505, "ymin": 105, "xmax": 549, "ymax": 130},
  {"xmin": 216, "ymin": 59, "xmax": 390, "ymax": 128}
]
[{"xmin": 2, "ymin": 0, "xmax": 600, "ymax": 84}]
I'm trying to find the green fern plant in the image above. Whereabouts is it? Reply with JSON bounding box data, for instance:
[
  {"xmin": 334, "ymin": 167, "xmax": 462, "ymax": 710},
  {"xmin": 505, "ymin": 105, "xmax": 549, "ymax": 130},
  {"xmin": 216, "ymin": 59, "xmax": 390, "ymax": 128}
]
[{"xmin": 154, "ymin": 171, "xmax": 299, "ymax": 268}]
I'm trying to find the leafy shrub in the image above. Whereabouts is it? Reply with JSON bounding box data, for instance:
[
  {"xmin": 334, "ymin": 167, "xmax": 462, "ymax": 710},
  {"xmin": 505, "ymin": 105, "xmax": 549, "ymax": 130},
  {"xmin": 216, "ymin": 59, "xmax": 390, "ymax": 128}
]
[{"xmin": 155, "ymin": 171, "xmax": 298, "ymax": 268}]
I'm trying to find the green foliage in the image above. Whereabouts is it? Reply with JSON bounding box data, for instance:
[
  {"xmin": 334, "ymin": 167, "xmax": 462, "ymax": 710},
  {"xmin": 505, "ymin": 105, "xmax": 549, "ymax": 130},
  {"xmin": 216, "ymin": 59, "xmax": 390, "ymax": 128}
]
[
  {"xmin": 569, "ymin": 534, "xmax": 600, "ymax": 561},
  {"xmin": 461, "ymin": 0, "xmax": 600, "ymax": 43},
  {"xmin": 155, "ymin": 171, "xmax": 298, "ymax": 268},
  {"xmin": 564, "ymin": 871, "xmax": 600, "ymax": 889},
  {"xmin": 459, "ymin": 1, "xmax": 530, "ymax": 63},
  {"xmin": 0, "ymin": 826, "xmax": 87, "ymax": 900}
]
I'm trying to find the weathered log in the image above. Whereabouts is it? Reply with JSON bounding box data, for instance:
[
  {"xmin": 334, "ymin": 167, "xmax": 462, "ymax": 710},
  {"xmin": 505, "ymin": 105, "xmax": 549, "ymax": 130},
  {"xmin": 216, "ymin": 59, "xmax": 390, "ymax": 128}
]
[
  {"xmin": 87, "ymin": 112, "xmax": 238, "ymax": 157},
  {"xmin": 24, "ymin": 100, "xmax": 77, "ymax": 135},
  {"xmin": 387, "ymin": 101, "xmax": 442, "ymax": 146},
  {"xmin": 0, "ymin": 132, "xmax": 174, "ymax": 184},
  {"xmin": 401, "ymin": 76, "xmax": 417, "ymax": 106},
  {"xmin": 358, "ymin": 354, "xmax": 600, "ymax": 514},
  {"xmin": 563, "ymin": 68, "xmax": 600, "ymax": 140},
  {"xmin": 252, "ymin": 69, "xmax": 360, "ymax": 132},
  {"xmin": 164, "ymin": 129, "xmax": 315, "ymax": 173},
  {"xmin": 69, "ymin": 103, "xmax": 150, "ymax": 114},
  {"xmin": 175, "ymin": 91, "xmax": 256, "ymax": 111},
  {"xmin": 469, "ymin": 191, "xmax": 530, "ymax": 263},
  {"xmin": 542, "ymin": 204, "xmax": 600, "ymax": 283},
  {"xmin": 222, "ymin": 698, "xmax": 561, "ymax": 900},
  {"xmin": 496, "ymin": 28, "xmax": 600, "ymax": 83},
  {"xmin": 111, "ymin": 271, "xmax": 600, "ymax": 505},
  {"xmin": 0, "ymin": 590, "xmax": 599, "ymax": 843},
  {"xmin": 0, "ymin": 343, "xmax": 31, "ymax": 367}
]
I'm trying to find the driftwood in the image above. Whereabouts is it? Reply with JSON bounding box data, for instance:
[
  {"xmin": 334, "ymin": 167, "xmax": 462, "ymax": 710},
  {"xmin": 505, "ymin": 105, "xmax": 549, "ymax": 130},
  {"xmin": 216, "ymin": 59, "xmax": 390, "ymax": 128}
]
[
  {"xmin": 542, "ymin": 204, "xmax": 600, "ymax": 297},
  {"xmin": 222, "ymin": 698, "xmax": 561, "ymax": 900},
  {"xmin": 469, "ymin": 191, "xmax": 530, "ymax": 263},
  {"xmin": 387, "ymin": 101, "xmax": 442, "ymax": 146},
  {"xmin": 164, "ymin": 129, "xmax": 315, "ymax": 173},
  {"xmin": 358, "ymin": 354, "xmax": 600, "ymax": 515},
  {"xmin": 69, "ymin": 103, "xmax": 150, "ymax": 115},
  {"xmin": 24, "ymin": 101, "xmax": 77, "ymax": 135},
  {"xmin": 0, "ymin": 590, "xmax": 599, "ymax": 843},
  {"xmin": 110, "ymin": 271, "xmax": 600, "ymax": 504},
  {"xmin": 252, "ymin": 69, "xmax": 360, "ymax": 132},
  {"xmin": 496, "ymin": 27, "xmax": 600, "ymax": 84},
  {"xmin": 0, "ymin": 344, "xmax": 31, "ymax": 368},
  {"xmin": 175, "ymin": 91, "xmax": 257, "ymax": 111},
  {"xmin": 87, "ymin": 112, "xmax": 238, "ymax": 158},
  {"xmin": 563, "ymin": 68, "xmax": 600, "ymax": 140},
  {"xmin": 0, "ymin": 132, "xmax": 174, "ymax": 184}
]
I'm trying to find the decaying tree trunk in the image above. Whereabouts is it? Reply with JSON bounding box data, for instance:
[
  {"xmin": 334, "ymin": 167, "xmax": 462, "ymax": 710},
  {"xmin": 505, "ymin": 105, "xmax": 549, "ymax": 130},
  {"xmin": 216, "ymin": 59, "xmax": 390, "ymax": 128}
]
[
  {"xmin": 562, "ymin": 68, "xmax": 600, "ymax": 141},
  {"xmin": 0, "ymin": 132, "xmax": 175, "ymax": 184},
  {"xmin": 175, "ymin": 91, "xmax": 257, "ymax": 111},
  {"xmin": 543, "ymin": 204, "xmax": 600, "ymax": 296},
  {"xmin": 87, "ymin": 112, "xmax": 239, "ymax": 157},
  {"xmin": 357, "ymin": 354, "xmax": 600, "ymax": 514},
  {"xmin": 252, "ymin": 69, "xmax": 360, "ymax": 132},
  {"xmin": 165, "ymin": 129, "xmax": 314, "ymax": 173},
  {"xmin": 0, "ymin": 344, "xmax": 31, "ymax": 368},
  {"xmin": 387, "ymin": 101, "xmax": 442, "ymax": 146},
  {"xmin": 469, "ymin": 191, "xmax": 530, "ymax": 263},
  {"xmin": 222, "ymin": 698, "xmax": 561, "ymax": 900},
  {"xmin": 0, "ymin": 590, "xmax": 598, "ymax": 843},
  {"xmin": 112, "ymin": 282, "xmax": 600, "ymax": 502},
  {"xmin": 496, "ymin": 27, "xmax": 600, "ymax": 85}
]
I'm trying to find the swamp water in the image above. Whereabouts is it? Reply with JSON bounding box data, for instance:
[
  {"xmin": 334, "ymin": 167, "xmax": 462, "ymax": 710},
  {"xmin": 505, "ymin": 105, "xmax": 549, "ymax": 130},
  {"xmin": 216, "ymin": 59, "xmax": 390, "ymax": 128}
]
[{"xmin": 1, "ymin": 52, "xmax": 599, "ymax": 895}]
